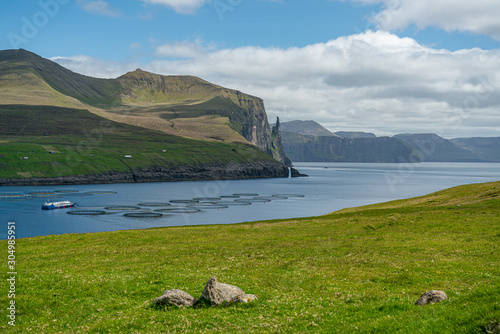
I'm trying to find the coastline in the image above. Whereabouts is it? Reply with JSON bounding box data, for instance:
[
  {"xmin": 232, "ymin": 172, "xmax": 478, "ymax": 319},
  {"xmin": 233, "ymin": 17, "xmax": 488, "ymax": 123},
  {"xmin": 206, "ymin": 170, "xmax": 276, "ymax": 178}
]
[{"xmin": 0, "ymin": 160, "xmax": 290, "ymax": 186}]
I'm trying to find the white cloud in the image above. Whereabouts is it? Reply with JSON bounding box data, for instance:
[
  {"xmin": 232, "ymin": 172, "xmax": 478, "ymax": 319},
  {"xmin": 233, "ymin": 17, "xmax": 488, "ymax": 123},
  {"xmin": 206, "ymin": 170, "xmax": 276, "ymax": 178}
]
[
  {"xmin": 50, "ymin": 55, "xmax": 139, "ymax": 79},
  {"xmin": 140, "ymin": 0, "xmax": 210, "ymax": 14},
  {"xmin": 77, "ymin": 0, "xmax": 123, "ymax": 17},
  {"xmin": 344, "ymin": 0, "xmax": 500, "ymax": 40},
  {"xmin": 156, "ymin": 40, "xmax": 214, "ymax": 59},
  {"xmin": 52, "ymin": 31, "xmax": 500, "ymax": 138}
]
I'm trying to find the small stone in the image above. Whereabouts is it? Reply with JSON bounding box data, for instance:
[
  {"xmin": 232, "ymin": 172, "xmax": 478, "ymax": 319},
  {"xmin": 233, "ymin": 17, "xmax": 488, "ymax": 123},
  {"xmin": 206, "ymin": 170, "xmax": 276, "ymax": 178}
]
[
  {"xmin": 154, "ymin": 289, "xmax": 197, "ymax": 307},
  {"xmin": 225, "ymin": 294, "xmax": 258, "ymax": 307},
  {"xmin": 415, "ymin": 290, "xmax": 448, "ymax": 305},
  {"xmin": 196, "ymin": 276, "xmax": 245, "ymax": 307}
]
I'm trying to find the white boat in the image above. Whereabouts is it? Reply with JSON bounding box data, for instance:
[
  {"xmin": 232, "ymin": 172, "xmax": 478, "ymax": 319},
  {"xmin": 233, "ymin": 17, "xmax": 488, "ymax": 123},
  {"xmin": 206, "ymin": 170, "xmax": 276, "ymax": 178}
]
[{"xmin": 42, "ymin": 200, "xmax": 75, "ymax": 210}]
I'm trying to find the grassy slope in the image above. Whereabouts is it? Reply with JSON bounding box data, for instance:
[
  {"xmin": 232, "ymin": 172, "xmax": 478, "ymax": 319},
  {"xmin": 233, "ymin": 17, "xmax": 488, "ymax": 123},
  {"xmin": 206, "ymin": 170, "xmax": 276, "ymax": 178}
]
[
  {"xmin": 0, "ymin": 49, "xmax": 265, "ymax": 147},
  {"xmin": 0, "ymin": 105, "xmax": 273, "ymax": 179},
  {"xmin": 0, "ymin": 181, "xmax": 498, "ymax": 333}
]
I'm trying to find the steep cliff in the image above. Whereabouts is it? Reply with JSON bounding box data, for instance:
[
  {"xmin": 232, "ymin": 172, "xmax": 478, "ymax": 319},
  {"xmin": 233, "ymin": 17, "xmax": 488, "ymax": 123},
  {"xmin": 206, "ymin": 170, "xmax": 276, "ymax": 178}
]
[
  {"xmin": 282, "ymin": 132, "xmax": 420, "ymax": 163},
  {"xmin": 0, "ymin": 49, "xmax": 292, "ymax": 183},
  {"xmin": 271, "ymin": 117, "xmax": 292, "ymax": 167},
  {"xmin": 395, "ymin": 133, "xmax": 485, "ymax": 162},
  {"xmin": 450, "ymin": 137, "xmax": 500, "ymax": 162}
]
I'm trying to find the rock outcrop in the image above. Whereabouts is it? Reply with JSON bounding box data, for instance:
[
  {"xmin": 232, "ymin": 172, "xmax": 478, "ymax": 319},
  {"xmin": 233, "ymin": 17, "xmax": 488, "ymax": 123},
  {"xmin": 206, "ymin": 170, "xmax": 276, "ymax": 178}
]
[
  {"xmin": 415, "ymin": 290, "xmax": 448, "ymax": 305},
  {"xmin": 0, "ymin": 160, "xmax": 289, "ymax": 186},
  {"xmin": 195, "ymin": 276, "xmax": 245, "ymax": 307},
  {"xmin": 153, "ymin": 289, "xmax": 197, "ymax": 307},
  {"xmin": 153, "ymin": 277, "xmax": 258, "ymax": 309},
  {"xmin": 271, "ymin": 117, "xmax": 292, "ymax": 167},
  {"xmin": 225, "ymin": 294, "xmax": 259, "ymax": 306}
]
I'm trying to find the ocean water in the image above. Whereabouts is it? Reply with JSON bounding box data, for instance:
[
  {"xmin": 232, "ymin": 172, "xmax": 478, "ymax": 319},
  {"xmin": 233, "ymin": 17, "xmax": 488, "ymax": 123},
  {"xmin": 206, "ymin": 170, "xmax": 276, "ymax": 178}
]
[{"xmin": 1, "ymin": 162, "xmax": 499, "ymax": 239}]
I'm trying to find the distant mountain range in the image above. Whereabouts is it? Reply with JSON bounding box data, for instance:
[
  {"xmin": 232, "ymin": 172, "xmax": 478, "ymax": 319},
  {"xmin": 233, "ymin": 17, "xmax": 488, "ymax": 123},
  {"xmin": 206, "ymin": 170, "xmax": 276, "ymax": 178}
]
[
  {"xmin": 280, "ymin": 120, "xmax": 499, "ymax": 163},
  {"xmin": 0, "ymin": 49, "xmax": 291, "ymax": 184}
]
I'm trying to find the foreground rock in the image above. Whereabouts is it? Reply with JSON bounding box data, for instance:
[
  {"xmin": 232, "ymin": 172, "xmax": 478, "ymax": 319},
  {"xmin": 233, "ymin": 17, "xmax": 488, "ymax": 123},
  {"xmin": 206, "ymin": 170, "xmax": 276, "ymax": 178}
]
[
  {"xmin": 154, "ymin": 289, "xmax": 197, "ymax": 307},
  {"xmin": 415, "ymin": 290, "xmax": 448, "ymax": 305},
  {"xmin": 225, "ymin": 294, "xmax": 258, "ymax": 306},
  {"xmin": 195, "ymin": 276, "xmax": 246, "ymax": 307}
]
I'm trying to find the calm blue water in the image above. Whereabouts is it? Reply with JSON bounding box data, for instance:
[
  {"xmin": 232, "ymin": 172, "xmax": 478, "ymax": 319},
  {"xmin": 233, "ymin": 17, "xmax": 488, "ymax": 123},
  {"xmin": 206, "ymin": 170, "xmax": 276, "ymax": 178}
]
[{"xmin": 1, "ymin": 162, "xmax": 499, "ymax": 239}]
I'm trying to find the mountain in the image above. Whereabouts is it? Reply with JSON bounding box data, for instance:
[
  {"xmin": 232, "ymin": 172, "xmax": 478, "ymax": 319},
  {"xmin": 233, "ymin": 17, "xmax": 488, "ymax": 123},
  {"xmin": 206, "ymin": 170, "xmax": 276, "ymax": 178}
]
[
  {"xmin": 0, "ymin": 49, "xmax": 290, "ymax": 184},
  {"xmin": 279, "ymin": 120, "xmax": 339, "ymax": 137},
  {"xmin": 335, "ymin": 131, "xmax": 377, "ymax": 139},
  {"xmin": 281, "ymin": 132, "xmax": 419, "ymax": 163},
  {"xmin": 450, "ymin": 137, "xmax": 500, "ymax": 162},
  {"xmin": 394, "ymin": 133, "xmax": 485, "ymax": 162}
]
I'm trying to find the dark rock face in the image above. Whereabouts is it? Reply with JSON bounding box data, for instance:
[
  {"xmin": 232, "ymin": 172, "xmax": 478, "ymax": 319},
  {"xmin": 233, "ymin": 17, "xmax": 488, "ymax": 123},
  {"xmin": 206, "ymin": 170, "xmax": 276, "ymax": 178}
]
[
  {"xmin": 271, "ymin": 117, "xmax": 292, "ymax": 167},
  {"xmin": 415, "ymin": 290, "xmax": 448, "ymax": 306},
  {"xmin": 154, "ymin": 289, "xmax": 197, "ymax": 307},
  {"xmin": 282, "ymin": 132, "xmax": 420, "ymax": 163},
  {"xmin": 0, "ymin": 160, "xmax": 289, "ymax": 186},
  {"xmin": 450, "ymin": 137, "xmax": 500, "ymax": 162},
  {"xmin": 195, "ymin": 276, "xmax": 245, "ymax": 307},
  {"xmin": 291, "ymin": 167, "xmax": 308, "ymax": 178},
  {"xmin": 395, "ymin": 133, "xmax": 485, "ymax": 162}
]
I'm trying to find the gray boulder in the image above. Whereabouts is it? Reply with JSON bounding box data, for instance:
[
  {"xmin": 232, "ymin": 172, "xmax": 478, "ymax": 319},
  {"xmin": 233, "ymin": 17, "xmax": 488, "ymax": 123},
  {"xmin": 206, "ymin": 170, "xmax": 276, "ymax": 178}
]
[
  {"xmin": 154, "ymin": 289, "xmax": 197, "ymax": 307},
  {"xmin": 415, "ymin": 290, "xmax": 448, "ymax": 305},
  {"xmin": 225, "ymin": 294, "xmax": 258, "ymax": 307},
  {"xmin": 196, "ymin": 276, "xmax": 245, "ymax": 307}
]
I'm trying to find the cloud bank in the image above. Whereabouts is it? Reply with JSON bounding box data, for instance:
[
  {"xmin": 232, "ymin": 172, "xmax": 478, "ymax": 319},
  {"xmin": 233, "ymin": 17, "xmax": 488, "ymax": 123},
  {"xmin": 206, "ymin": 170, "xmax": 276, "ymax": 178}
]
[
  {"xmin": 346, "ymin": 0, "xmax": 500, "ymax": 40},
  {"xmin": 52, "ymin": 31, "xmax": 500, "ymax": 138}
]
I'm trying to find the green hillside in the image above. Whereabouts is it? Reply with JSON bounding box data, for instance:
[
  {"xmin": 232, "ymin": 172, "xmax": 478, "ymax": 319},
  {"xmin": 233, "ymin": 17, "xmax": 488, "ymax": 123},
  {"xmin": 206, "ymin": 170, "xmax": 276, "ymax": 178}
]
[
  {"xmin": 1, "ymin": 181, "xmax": 498, "ymax": 333},
  {"xmin": 0, "ymin": 105, "xmax": 274, "ymax": 180},
  {"xmin": 0, "ymin": 49, "xmax": 290, "ymax": 181}
]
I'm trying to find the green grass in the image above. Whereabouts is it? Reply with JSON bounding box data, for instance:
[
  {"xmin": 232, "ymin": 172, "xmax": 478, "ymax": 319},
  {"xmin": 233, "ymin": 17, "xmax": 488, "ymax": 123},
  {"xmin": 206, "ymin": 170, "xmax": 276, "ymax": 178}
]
[
  {"xmin": 0, "ymin": 105, "xmax": 274, "ymax": 179},
  {"xmin": 0, "ymin": 181, "xmax": 499, "ymax": 333}
]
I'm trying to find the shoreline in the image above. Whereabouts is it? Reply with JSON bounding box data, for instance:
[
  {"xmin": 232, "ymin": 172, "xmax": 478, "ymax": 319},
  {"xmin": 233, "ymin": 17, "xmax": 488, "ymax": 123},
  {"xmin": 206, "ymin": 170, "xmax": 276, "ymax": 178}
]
[{"xmin": 0, "ymin": 160, "xmax": 290, "ymax": 186}]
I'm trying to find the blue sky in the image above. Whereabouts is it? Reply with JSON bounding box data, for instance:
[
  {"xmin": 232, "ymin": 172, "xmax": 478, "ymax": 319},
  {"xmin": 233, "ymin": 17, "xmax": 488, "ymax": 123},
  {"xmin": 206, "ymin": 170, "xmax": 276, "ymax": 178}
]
[{"xmin": 2, "ymin": 0, "xmax": 500, "ymax": 137}]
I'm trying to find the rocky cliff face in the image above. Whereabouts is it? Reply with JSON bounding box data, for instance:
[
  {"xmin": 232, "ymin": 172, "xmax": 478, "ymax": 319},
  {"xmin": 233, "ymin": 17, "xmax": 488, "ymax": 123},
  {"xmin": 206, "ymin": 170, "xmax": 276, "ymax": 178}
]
[
  {"xmin": 0, "ymin": 161, "xmax": 289, "ymax": 186},
  {"xmin": 118, "ymin": 69, "xmax": 285, "ymax": 164},
  {"xmin": 271, "ymin": 117, "xmax": 292, "ymax": 167},
  {"xmin": 282, "ymin": 132, "xmax": 420, "ymax": 163},
  {"xmin": 395, "ymin": 133, "xmax": 486, "ymax": 162}
]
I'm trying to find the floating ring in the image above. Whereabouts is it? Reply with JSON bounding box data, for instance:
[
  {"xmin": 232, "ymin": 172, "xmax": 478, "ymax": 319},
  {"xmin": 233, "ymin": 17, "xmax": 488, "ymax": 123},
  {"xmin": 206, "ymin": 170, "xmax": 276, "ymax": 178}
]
[
  {"xmin": 104, "ymin": 205, "xmax": 141, "ymax": 211},
  {"xmin": 67, "ymin": 210, "xmax": 106, "ymax": 215},
  {"xmin": 124, "ymin": 212, "xmax": 163, "ymax": 218}
]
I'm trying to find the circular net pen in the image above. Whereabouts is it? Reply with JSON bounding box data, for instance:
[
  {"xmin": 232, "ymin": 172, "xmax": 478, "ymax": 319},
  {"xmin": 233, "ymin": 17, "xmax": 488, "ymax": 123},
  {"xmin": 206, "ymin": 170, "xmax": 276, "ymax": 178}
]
[
  {"xmin": 273, "ymin": 194, "xmax": 305, "ymax": 198},
  {"xmin": 124, "ymin": 212, "xmax": 163, "ymax": 218},
  {"xmin": 0, "ymin": 194, "xmax": 32, "ymax": 201},
  {"xmin": 235, "ymin": 198, "xmax": 271, "ymax": 203},
  {"xmin": 220, "ymin": 195, "xmax": 240, "ymax": 199},
  {"xmin": 258, "ymin": 195, "xmax": 288, "ymax": 200},
  {"xmin": 104, "ymin": 205, "xmax": 141, "ymax": 211},
  {"xmin": 170, "ymin": 199, "xmax": 199, "ymax": 204},
  {"xmin": 155, "ymin": 208, "xmax": 202, "ymax": 214},
  {"xmin": 137, "ymin": 202, "xmax": 171, "ymax": 207},
  {"xmin": 67, "ymin": 210, "xmax": 107, "ymax": 216},
  {"xmin": 29, "ymin": 191, "xmax": 55, "ymax": 195},
  {"xmin": 187, "ymin": 204, "xmax": 229, "ymax": 210},
  {"xmin": 30, "ymin": 193, "xmax": 66, "ymax": 199},
  {"xmin": 54, "ymin": 189, "xmax": 79, "ymax": 193},
  {"xmin": 233, "ymin": 193, "xmax": 259, "ymax": 197},
  {"xmin": 192, "ymin": 197, "xmax": 221, "ymax": 202},
  {"xmin": 84, "ymin": 191, "xmax": 118, "ymax": 195},
  {"xmin": 217, "ymin": 201, "xmax": 252, "ymax": 206},
  {"xmin": 63, "ymin": 192, "xmax": 94, "ymax": 197}
]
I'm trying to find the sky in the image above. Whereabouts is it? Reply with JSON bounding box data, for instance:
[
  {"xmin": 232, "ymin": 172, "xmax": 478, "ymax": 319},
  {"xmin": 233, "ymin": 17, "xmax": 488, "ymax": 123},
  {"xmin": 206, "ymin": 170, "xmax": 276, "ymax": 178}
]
[{"xmin": 1, "ymin": 0, "xmax": 500, "ymax": 138}]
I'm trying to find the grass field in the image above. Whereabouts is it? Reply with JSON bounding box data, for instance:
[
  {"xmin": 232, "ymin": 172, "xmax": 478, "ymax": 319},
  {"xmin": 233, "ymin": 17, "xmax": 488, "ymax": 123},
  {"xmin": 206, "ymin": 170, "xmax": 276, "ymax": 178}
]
[
  {"xmin": 0, "ymin": 105, "xmax": 273, "ymax": 179},
  {"xmin": 0, "ymin": 181, "xmax": 498, "ymax": 333}
]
